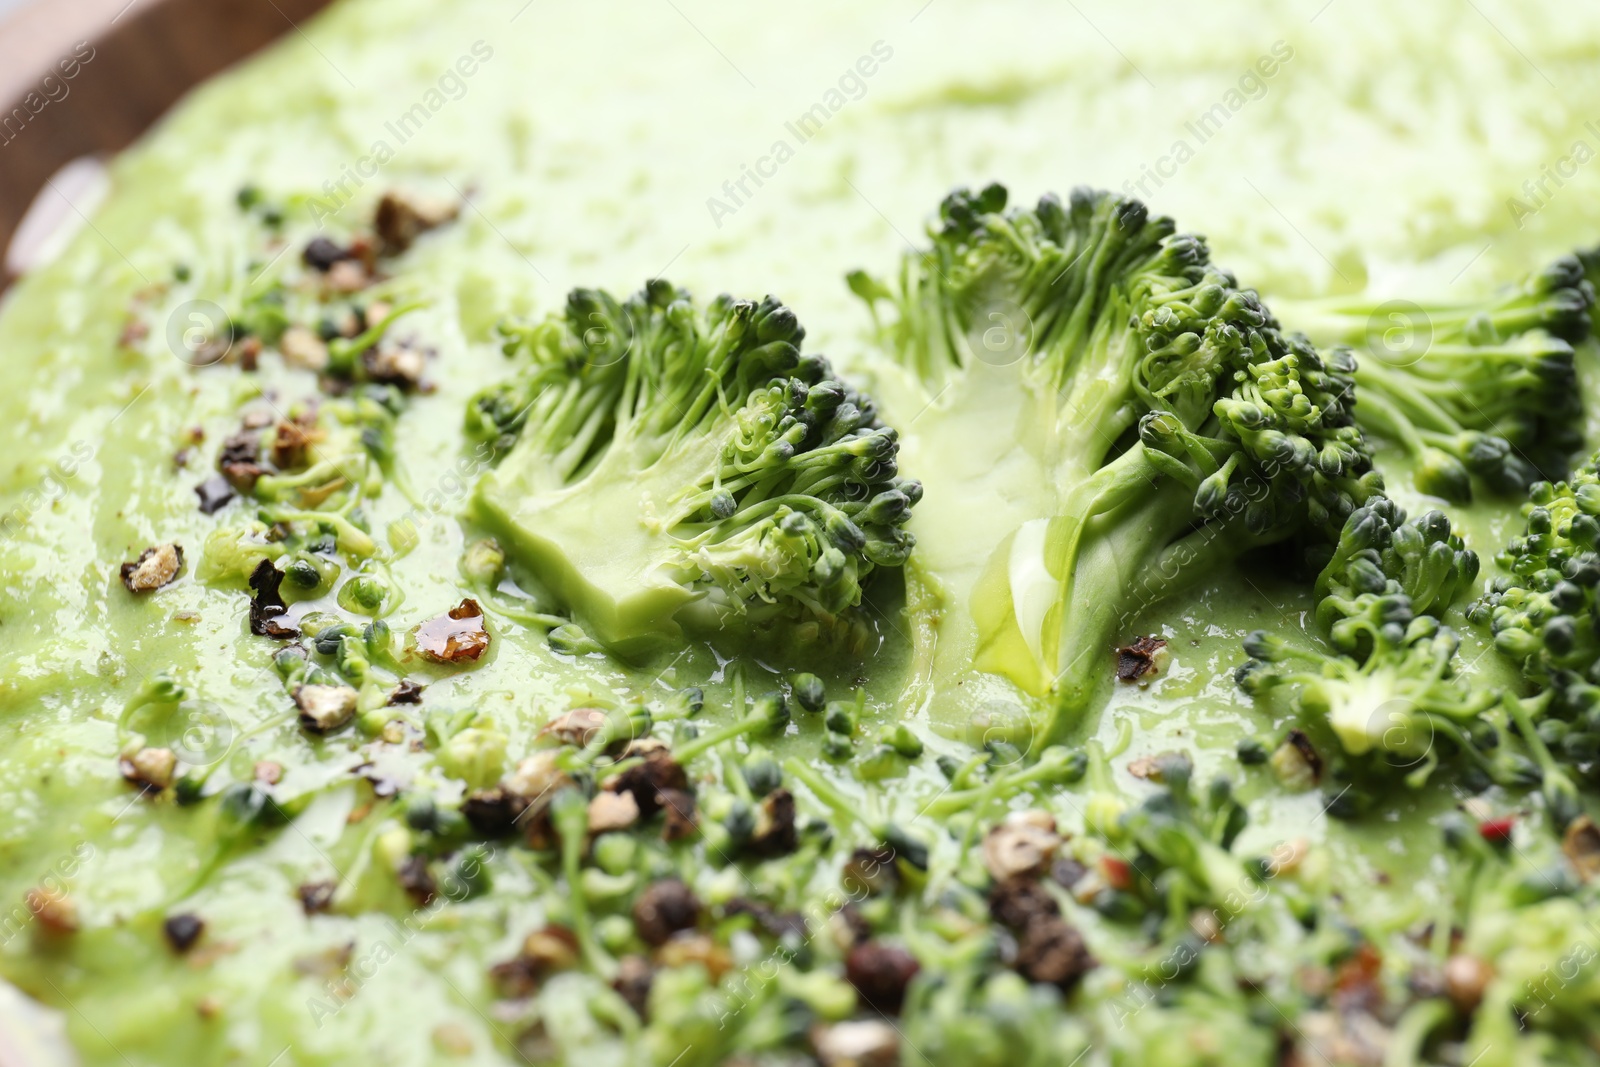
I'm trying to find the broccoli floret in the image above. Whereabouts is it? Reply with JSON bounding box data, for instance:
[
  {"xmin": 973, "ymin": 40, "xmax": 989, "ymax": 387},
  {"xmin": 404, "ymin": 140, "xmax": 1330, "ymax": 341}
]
[
  {"xmin": 1472, "ymin": 467, "xmax": 1600, "ymax": 707},
  {"xmin": 1273, "ymin": 256, "xmax": 1593, "ymax": 501},
  {"xmin": 470, "ymin": 282, "xmax": 920, "ymax": 657},
  {"xmin": 1469, "ymin": 459, "xmax": 1600, "ymax": 824},
  {"xmin": 1313, "ymin": 499, "xmax": 1480, "ymax": 620},
  {"xmin": 855, "ymin": 183, "xmax": 1379, "ymax": 742},
  {"xmin": 1238, "ymin": 500, "xmax": 1500, "ymax": 785}
]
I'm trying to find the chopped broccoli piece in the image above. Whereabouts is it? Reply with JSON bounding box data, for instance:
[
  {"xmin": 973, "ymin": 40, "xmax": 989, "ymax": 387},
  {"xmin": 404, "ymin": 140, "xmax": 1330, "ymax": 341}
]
[
  {"xmin": 856, "ymin": 183, "xmax": 1379, "ymax": 741},
  {"xmin": 1273, "ymin": 256, "xmax": 1594, "ymax": 501},
  {"xmin": 1238, "ymin": 499, "xmax": 1498, "ymax": 785},
  {"xmin": 1469, "ymin": 457, "xmax": 1600, "ymax": 825},
  {"xmin": 1120, "ymin": 751, "xmax": 1255, "ymax": 918},
  {"xmin": 1472, "ymin": 466, "xmax": 1600, "ymax": 706},
  {"xmin": 470, "ymin": 282, "xmax": 920, "ymax": 657},
  {"xmin": 1313, "ymin": 499, "xmax": 1481, "ymax": 619}
]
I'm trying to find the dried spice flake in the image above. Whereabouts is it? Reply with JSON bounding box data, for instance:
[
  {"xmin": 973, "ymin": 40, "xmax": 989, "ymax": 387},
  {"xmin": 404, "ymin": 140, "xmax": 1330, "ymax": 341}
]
[
  {"xmin": 414, "ymin": 599, "xmax": 490, "ymax": 664},
  {"xmin": 295, "ymin": 684, "xmax": 358, "ymax": 733},
  {"xmin": 298, "ymin": 881, "xmax": 337, "ymax": 915},
  {"xmin": 811, "ymin": 1020, "xmax": 898, "ymax": 1067},
  {"xmin": 121, "ymin": 543, "xmax": 183, "ymax": 593},
  {"xmin": 163, "ymin": 913, "xmax": 205, "ymax": 953},
  {"xmin": 1270, "ymin": 728, "xmax": 1323, "ymax": 790},
  {"xmin": 1015, "ymin": 915, "xmax": 1096, "ymax": 989},
  {"xmin": 541, "ymin": 708, "xmax": 609, "ymax": 747},
  {"xmin": 301, "ymin": 237, "xmax": 351, "ymax": 273},
  {"xmin": 219, "ymin": 430, "xmax": 265, "ymax": 492},
  {"xmin": 982, "ymin": 816, "xmax": 1061, "ymax": 882},
  {"xmin": 194, "ymin": 475, "xmax": 236, "ymax": 514},
  {"xmin": 364, "ymin": 338, "xmax": 431, "ymax": 391},
  {"xmin": 1563, "ymin": 815, "xmax": 1600, "ymax": 882},
  {"xmin": 248, "ymin": 559, "xmax": 297, "ymax": 639},
  {"xmin": 26, "ymin": 888, "xmax": 77, "ymax": 934},
  {"xmin": 279, "ymin": 325, "xmax": 330, "ymax": 372},
  {"xmin": 612, "ymin": 955, "xmax": 655, "ymax": 1019},
  {"xmin": 375, "ymin": 189, "xmax": 459, "ymax": 255},
  {"xmin": 610, "ymin": 752, "xmax": 689, "ymax": 818},
  {"xmin": 747, "ymin": 788, "xmax": 798, "ymax": 858},
  {"xmin": 388, "ymin": 679, "xmax": 425, "ymax": 705},
  {"xmin": 587, "ymin": 791, "xmax": 640, "ymax": 833},
  {"xmin": 632, "ymin": 879, "xmax": 700, "ymax": 947},
  {"xmin": 659, "ymin": 788, "xmax": 698, "ymax": 843},
  {"xmin": 120, "ymin": 746, "xmax": 178, "ymax": 792},
  {"xmin": 1115, "ymin": 635, "xmax": 1168, "ymax": 682},
  {"xmin": 845, "ymin": 941, "xmax": 920, "ymax": 1015},
  {"xmin": 395, "ymin": 855, "xmax": 437, "ymax": 905}
]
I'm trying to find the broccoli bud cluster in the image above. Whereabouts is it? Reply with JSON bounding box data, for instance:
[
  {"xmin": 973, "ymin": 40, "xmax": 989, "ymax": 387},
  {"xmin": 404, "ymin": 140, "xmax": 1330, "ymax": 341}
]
[
  {"xmin": 1471, "ymin": 464, "xmax": 1600, "ymax": 719},
  {"xmin": 1140, "ymin": 330, "xmax": 1376, "ymax": 543},
  {"xmin": 1239, "ymin": 500, "xmax": 1493, "ymax": 782},
  {"xmin": 1278, "ymin": 256, "xmax": 1594, "ymax": 502}
]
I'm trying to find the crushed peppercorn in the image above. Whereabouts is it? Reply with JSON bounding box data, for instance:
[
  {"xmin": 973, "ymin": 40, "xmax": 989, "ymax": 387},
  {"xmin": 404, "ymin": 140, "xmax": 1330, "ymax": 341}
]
[
  {"xmin": 121, "ymin": 543, "xmax": 183, "ymax": 593},
  {"xmin": 163, "ymin": 913, "xmax": 205, "ymax": 953}
]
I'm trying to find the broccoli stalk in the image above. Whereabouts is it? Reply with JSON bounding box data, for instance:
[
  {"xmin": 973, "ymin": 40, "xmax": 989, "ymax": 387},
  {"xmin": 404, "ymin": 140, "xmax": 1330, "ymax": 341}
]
[
  {"xmin": 471, "ymin": 282, "xmax": 920, "ymax": 657},
  {"xmin": 174, "ymin": 782, "xmax": 291, "ymax": 900},
  {"xmin": 855, "ymin": 184, "xmax": 1378, "ymax": 743},
  {"xmin": 1272, "ymin": 257, "xmax": 1594, "ymax": 501},
  {"xmin": 1500, "ymin": 691, "xmax": 1583, "ymax": 830}
]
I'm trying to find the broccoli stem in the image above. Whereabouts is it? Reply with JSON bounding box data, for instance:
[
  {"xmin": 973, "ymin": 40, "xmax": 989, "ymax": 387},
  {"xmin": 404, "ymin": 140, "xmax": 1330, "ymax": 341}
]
[
  {"xmin": 918, "ymin": 746, "xmax": 1085, "ymax": 819},
  {"xmin": 326, "ymin": 300, "xmax": 425, "ymax": 371},
  {"xmin": 550, "ymin": 786, "xmax": 615, "ymax": 978},
  {"xmin": 780, "ymin": 758, "xmax": 868, "ymax": 830},
  {"xmin": 1388, "ymin": 999, "xmax": 1454, "ymax": 1065},
  {"xmin": 1502, "ymin": 691, "xmax": 1583, "ymax": 828},
  {"xmin": 258, "ymin": 507, "xmax": 377, "ymax": 558},
  {"xmin": 1038, "ymin": 488, "xmax": 1270, "ymax": 742}
]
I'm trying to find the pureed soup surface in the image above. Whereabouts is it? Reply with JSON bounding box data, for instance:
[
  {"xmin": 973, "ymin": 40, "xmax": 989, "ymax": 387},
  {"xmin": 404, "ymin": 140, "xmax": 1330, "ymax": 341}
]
[{"xmin": 1, "ymin": 1, "xmax": 1600, "ymax": 1064}]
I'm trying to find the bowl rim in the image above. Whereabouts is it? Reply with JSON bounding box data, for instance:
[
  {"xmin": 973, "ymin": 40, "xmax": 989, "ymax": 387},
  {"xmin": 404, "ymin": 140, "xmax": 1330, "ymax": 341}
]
[{"xmin": 0, "ymin": 0, "xmax": 331, "ymax": 289}]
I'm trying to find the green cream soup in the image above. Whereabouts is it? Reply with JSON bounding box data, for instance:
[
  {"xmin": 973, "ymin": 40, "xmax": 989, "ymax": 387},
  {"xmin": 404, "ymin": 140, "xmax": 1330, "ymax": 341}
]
[{"xmin": 2, "ymin": 1, "xmax": 1600, "ymax": 1064}]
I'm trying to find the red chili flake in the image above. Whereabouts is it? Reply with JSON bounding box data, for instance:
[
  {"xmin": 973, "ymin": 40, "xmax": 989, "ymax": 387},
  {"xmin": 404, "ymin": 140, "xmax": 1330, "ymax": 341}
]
[
  {"xmin": 1337, "ymin": 943, "xmax": 1382, "ymax": 983},
  {"xmin": 414, "ymin": 599, "xmax": 490, "ymax": 663},
  {"xmin": 1332, "ymin": 942, "xmax": 1385, "ymax": 1014},
  {"xmin": 1100, "ymin": 855, "xmax": 1134, "ymax": 891},
  {"xmin": 1478, "ymin": 816, "xmax": 1516, "ymax": 844}
]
